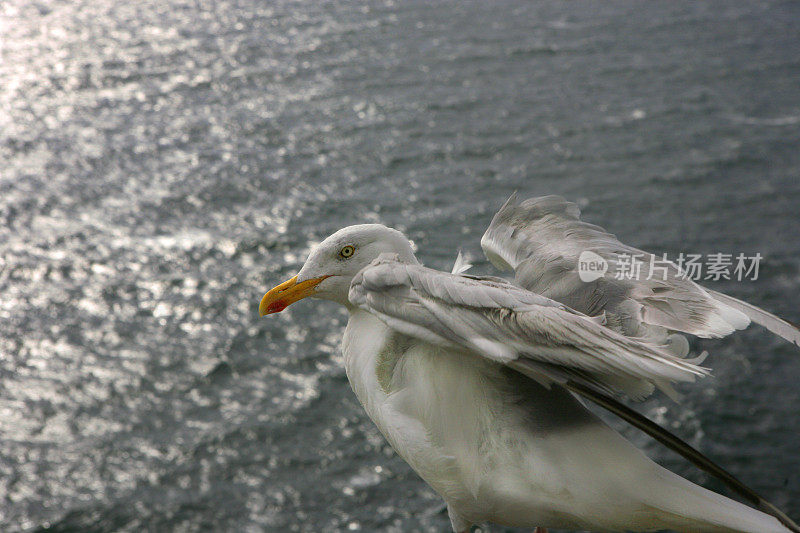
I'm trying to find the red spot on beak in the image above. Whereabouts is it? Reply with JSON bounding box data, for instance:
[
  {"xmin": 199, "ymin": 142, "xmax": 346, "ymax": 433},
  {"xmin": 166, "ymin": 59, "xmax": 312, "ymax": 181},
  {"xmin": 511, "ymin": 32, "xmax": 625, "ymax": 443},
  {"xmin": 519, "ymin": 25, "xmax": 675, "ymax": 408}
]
[{"xmin": 267, "ymin": 300, "xmax": 288, "ymax": 314}]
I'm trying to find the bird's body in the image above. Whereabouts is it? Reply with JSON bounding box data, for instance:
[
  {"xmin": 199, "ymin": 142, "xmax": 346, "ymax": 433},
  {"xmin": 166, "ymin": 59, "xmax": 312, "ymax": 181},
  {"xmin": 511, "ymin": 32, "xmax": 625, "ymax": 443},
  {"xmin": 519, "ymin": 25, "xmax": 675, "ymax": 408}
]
[
  {"xmin": 343, "ymin": 309, "xmax": 787, "ymax": 533},
  {"xmin": 259, "ymin": 195, "xmax": 799, "ymax": 532}
]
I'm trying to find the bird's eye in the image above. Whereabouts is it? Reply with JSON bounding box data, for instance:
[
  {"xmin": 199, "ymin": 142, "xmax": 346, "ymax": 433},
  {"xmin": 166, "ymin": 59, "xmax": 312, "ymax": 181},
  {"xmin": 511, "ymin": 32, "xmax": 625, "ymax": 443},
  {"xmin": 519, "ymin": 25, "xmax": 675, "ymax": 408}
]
[{"xmin": 339, "ymin": 245, "xmax": 355, "ymax": 258}]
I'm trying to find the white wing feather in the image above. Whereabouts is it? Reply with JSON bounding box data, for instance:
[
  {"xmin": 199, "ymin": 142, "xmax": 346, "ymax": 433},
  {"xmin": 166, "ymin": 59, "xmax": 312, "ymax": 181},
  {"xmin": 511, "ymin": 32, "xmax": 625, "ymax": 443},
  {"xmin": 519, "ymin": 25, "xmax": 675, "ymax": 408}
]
[
  {"xmin": 481, "ymin": 194, "xmax": 799, "ymax": 348},
  {"xmin": 450, "ymin": 250, "xmax": 473, "ymax": 275},
  {"xmin": 349, "ymin": 256, "xmax": 708, "ymax": 400}
]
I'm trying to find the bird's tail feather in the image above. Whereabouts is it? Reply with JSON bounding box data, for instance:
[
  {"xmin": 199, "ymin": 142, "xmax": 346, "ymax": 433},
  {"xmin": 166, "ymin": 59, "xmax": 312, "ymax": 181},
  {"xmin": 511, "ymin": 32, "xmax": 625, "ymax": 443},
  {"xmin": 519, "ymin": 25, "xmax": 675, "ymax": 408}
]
[
  {"xmin": 563, "ymin": 380, "xmax": 800, "ymax": 532},
  {"xmin": 639, "ymin": 464, "xmax": 792, "ymax": 533}
]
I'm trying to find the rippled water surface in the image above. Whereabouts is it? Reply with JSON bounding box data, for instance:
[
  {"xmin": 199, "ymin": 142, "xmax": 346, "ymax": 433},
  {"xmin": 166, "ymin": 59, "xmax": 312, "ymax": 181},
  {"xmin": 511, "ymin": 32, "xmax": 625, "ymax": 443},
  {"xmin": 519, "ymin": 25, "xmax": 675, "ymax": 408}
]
[{"xmin": 1, "ymin": 1, "xmax": 799, "ymax": 531}]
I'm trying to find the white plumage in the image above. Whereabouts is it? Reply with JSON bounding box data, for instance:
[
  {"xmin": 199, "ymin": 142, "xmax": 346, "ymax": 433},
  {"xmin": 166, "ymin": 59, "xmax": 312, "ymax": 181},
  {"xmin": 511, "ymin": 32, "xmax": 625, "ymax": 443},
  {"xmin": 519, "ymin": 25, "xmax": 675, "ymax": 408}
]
[{"xmin": 259, "ymin": 195, "xmax": 799, "ymax": 532}]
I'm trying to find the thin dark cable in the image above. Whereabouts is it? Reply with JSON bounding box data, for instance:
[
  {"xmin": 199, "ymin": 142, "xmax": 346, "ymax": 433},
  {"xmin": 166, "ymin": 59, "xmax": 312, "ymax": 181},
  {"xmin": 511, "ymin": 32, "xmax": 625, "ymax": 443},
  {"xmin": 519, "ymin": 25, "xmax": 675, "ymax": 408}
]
[{"xmin": 564, "ymin": 380, "xmax": 800, "ymax": 533}]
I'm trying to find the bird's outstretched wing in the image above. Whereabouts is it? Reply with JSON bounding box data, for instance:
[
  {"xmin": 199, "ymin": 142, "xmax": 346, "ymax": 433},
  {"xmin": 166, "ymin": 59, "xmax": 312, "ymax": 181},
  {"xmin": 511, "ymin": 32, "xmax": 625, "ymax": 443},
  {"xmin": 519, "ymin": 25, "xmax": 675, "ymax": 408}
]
[
  {"xmin": 349, "ymin": 256, "xmax": 708, "ymax": 400},
  {"xmin": 480, "ymin": 193, "xmax": 800, "ymax": 347}
]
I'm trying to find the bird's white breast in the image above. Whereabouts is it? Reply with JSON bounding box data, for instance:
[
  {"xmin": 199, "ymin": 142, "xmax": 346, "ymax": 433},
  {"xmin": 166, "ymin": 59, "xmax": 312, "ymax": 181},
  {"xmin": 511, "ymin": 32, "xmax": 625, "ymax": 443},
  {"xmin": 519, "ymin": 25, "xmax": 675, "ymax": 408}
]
[
  {"xmin": 341, "ymin": 309, "xmax": 550, "ymax": 520},
  {"xmin": 342, "ymin": 311, "xmax": 480, "ymax": 490},
  {"xmin": 339, "ymin": 310, "xmax": 664, "ymax": 529}
]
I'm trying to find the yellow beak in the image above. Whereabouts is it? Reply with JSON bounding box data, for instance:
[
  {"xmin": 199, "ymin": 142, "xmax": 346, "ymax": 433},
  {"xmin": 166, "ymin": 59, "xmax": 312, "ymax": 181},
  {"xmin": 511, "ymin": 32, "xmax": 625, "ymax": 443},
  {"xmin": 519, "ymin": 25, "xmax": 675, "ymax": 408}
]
[{"xmin": 259, "ymin": 275, "xmax": 330, "ymax": 316}]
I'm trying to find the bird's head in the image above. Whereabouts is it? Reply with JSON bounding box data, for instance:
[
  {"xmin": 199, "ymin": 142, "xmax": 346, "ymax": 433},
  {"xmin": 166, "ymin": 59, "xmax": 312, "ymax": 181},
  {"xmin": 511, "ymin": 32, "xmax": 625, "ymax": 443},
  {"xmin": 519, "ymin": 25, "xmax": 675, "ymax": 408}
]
[{"xmin": 259, "ymin": 224, "xmax": 417, "ymax": 314}]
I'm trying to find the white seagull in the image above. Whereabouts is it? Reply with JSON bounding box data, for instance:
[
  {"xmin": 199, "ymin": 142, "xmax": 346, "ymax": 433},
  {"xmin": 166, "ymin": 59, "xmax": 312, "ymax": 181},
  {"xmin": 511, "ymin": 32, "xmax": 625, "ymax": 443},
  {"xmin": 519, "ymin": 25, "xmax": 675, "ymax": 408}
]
[{"xmin": 259, "ymin": 194, "xmax": 799, "ymax": 533}]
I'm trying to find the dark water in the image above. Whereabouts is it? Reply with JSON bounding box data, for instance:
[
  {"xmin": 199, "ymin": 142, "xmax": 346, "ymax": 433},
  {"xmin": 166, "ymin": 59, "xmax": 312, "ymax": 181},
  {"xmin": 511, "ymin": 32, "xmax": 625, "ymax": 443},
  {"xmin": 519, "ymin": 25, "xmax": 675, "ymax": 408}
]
[{"xmin": 1, "ymin": 0, "xmax": 799, "ymax": 531}]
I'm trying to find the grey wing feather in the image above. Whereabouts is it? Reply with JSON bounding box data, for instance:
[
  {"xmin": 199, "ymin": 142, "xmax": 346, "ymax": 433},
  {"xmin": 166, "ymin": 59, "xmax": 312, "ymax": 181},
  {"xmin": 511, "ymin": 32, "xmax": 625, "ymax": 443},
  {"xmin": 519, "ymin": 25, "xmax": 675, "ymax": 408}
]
[
  {"xmin": 706, "ymin": 289, "xmax": 800, "ymax": 347},
  {"xmin": 481, "ymin": 194, "xmax": 798, "ymax": 348},
  {"xmin": 349, "ymin": 257, "xmax": 708, "ymax": 400}
]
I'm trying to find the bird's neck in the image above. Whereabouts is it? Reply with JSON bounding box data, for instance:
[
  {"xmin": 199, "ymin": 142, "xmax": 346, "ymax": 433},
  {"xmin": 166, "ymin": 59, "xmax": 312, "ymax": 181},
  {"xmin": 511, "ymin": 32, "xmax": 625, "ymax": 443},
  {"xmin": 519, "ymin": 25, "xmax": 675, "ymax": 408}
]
[{"xmin": 341, "ymin": 309, "xmax": 395, "ymax": 407}]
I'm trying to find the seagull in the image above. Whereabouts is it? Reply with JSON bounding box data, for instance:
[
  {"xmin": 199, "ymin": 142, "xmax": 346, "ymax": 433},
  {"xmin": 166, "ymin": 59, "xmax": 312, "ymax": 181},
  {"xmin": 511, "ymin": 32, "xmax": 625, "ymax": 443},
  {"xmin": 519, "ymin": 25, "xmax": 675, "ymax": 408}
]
[{"xmin": 259, "ymin": 194, "xmax": 800, "ymax": 533}]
